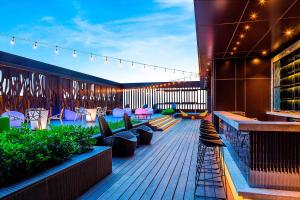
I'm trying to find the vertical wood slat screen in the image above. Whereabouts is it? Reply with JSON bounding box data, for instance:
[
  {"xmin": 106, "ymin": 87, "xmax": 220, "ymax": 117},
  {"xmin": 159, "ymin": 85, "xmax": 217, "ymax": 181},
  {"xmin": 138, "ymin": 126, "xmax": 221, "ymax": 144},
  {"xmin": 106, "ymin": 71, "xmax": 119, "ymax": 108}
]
[{"xmin": 123, "ymin": 86, "xmax": 207, "ymax": 111}]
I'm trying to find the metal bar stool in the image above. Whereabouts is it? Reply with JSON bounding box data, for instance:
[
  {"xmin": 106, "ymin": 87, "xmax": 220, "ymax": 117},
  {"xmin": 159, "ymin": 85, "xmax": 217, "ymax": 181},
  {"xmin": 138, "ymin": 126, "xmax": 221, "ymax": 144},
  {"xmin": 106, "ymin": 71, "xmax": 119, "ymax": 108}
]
[{"xmin": 195, "ymin": 120, "xmax": 227, "ymax": 199}]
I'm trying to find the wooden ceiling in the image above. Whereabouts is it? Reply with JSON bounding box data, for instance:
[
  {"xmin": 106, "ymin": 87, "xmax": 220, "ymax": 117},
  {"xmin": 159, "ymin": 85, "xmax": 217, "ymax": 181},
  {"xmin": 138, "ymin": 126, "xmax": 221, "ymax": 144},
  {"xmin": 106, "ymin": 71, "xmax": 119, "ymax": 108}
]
[{"xmin": 194, "ymin": 0, "xmax": 300, "ymax": 75}]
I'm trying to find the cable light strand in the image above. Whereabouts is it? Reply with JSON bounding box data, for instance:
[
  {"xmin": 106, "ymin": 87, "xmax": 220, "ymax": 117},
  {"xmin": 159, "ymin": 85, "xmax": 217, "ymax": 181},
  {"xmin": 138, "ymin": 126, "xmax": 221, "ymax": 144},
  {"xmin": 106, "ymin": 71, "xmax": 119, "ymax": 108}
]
[{"xmin": 2, "ymin": 34, "xmax": 200, "ymax": 77}]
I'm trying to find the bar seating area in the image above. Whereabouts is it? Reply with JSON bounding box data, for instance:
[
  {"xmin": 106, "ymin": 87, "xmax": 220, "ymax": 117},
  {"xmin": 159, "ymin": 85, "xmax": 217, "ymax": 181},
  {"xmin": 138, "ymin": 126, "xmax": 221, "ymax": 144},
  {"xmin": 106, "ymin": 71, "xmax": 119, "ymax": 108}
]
[{"xmin": 2, "ymin": 0, "xmax": 300, "ymax": 199}]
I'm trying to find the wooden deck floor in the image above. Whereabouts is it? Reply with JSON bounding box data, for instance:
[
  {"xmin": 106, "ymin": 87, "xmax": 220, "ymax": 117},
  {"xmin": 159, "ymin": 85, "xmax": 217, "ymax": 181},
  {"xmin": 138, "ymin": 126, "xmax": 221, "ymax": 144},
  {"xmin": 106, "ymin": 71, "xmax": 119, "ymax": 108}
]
[{"xmin": 80, "ymin": 119, "xmax": 200, "ymax": 200}]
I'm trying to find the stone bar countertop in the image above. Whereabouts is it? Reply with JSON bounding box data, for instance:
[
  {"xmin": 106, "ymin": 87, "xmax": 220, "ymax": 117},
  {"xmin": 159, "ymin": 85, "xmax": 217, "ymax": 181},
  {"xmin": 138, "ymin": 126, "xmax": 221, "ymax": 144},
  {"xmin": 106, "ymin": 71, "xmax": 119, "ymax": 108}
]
[
  {"xmin": 214, "ymin": 111, "xmax": 300, "ymax": 132},
  {"xmin": 266, "ymin": 111, "xmax": 300, "ymax": 119}
]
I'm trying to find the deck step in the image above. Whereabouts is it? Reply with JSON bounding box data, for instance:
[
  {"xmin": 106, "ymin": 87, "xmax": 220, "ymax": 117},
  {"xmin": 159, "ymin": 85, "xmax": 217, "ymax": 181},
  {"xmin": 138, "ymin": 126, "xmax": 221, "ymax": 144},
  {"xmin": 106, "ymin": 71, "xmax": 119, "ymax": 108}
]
[
  {"xmin": 149, "ymin": 116, "xmax": 169, "ymax": 124},
  {"xmin": 150, "ymin": 117, "xmax": 173, "ymax": 127},
  {"xmin": 158, "ymin": 119, "xmax": 181, "ymax": 131},
  {"xmin": 149, "ymin": 116, "xmax": 180, "ymax": 131},
  {"xmin": 152, "ymin": 117, "xmax": 174, "ymax": 128}
]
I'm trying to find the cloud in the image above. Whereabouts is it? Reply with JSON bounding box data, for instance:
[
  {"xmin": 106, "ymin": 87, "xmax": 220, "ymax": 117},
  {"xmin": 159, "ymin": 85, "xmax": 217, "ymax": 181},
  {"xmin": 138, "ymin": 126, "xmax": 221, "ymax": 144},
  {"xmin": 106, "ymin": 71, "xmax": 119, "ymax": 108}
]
[
  {"xmin": 154, "ymin": 0, "xmax": 194, "ymax": 11},
  {"xmin": 7, "ymin": 5, "xmax": 198, "ymax": 83},
  {"xmin": 40, "ymin": 16, "xmax": 55, "ymax": 23}
]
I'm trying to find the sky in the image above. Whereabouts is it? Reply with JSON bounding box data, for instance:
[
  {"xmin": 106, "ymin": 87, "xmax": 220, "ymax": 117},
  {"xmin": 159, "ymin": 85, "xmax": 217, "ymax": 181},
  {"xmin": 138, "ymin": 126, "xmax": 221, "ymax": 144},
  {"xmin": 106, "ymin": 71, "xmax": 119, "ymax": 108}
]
[{"xmin": 0, "ymin": 0, "xmax": 198, "ymax": 83}]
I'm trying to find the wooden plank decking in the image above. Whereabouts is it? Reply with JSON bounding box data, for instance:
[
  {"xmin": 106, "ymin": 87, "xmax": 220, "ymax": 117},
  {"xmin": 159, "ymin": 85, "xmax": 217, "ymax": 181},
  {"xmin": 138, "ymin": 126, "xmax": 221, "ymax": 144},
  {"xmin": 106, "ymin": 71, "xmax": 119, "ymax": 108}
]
[{"xmin": 80, "ymin": 119, "xmax": 200, "ymax": 200}]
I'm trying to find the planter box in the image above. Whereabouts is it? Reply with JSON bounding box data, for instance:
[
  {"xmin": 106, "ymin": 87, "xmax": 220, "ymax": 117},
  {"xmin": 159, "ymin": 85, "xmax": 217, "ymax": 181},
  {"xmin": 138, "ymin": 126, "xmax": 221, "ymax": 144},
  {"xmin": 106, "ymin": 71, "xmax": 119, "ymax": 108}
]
[{"xmin": 0, "ymin": 146, "xmax": 112, "ymax": 200}]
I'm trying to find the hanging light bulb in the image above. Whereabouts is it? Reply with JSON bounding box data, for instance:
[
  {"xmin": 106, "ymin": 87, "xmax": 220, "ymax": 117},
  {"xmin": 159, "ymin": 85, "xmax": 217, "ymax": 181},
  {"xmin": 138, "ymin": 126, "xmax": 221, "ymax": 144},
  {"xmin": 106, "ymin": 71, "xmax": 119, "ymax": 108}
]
[
  {"xmin": 131, "ymin": 62, "xmax": 135, "ymax": 69},
  {"xmin": 72, "ymin": 50, "xmax": 77, "ymax": 57},
  {"xmin": 104, "ymin": 56, "xmax": 109, "ymax": 64},
  {"xmin": 10, "ymin": 36, "xmax": 15, "ymax": 45},
  {"xmin": 90, "ymin": 53, "xmax": 95, "ymax": 61},
  {"xmin": 173, "ymin": 69, "xmax": 176, "ymax": 74},
  {"xmin": 182, "ymin": 71, "xmax": 185, "ymax": 75},
  {"xmin": 119, "ymin": 59, "xmax": 123, "ymax": 67},
  {"xmin": 33, "ymin": 41, "xmax": 38, "ymax": 49},
  {"xmin": 54, "ymin": 46, "xmax": 59, "ymax": 54},
  {"xmin": 164, "ymin": 68, "xmax": 167, "ymax": 72}
]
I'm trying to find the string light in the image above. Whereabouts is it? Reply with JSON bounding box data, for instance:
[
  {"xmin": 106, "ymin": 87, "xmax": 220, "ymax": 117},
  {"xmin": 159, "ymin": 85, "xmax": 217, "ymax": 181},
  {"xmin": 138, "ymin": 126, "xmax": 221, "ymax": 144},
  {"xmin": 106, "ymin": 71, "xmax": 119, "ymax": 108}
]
[
  {"xmin": 90, "ymin": 53, "xmax": 95, "ymax": 61},
  {"xmin": 55, "ymin": 46, "xmax": 59, "ymax": 54},
  {"xmin": 233, "ymin": 47, "xmax": 237, "ymax": 51},
  {"xmin": 240, "ymin": 33, "xmax": 245, "ymax": 39},
  {"xmin": 72, "ymin": 50, "xmax": 77, "ymax": 57},
  {"xmin": 104, "ymin": 56, "xmax": 109, "ymax": 64},
  {"xmin": 33, "ymin": 41, "xmax": 38, "ymax": 49},
  {"xmin": 10, "ymin": 36, "xmax": 15, "ymax": 45},
  {"xmin": 119, "ymin": 59, "xmax": 123, "ymax": 67},
  {"xmin": 236, "ymin": 41, "xmax": 240, "ymax": 45},
  {"xmin": 3, "ymin": 34, "xmax": 199, "ymax": 76}
]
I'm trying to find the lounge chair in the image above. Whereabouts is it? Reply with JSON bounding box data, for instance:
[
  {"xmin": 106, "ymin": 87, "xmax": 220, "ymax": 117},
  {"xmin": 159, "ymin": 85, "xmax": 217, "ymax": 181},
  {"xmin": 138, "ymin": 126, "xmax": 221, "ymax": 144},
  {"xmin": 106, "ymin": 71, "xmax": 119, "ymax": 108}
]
[
  {"xmin": 180, "ymin": 110, "xmax": 208, "ymax": 119},
  {"xmin": 98, "ymin": 115, "xmax": 137, "ymax": 156},
  {"xmin": 112, "ymin": 108, "xmax": 125, "ymax": 118},
  {"xmin": 124, "ymin": 107, "xmax": 132, "ymax": 117},
  {"xmin": 124, "ymin": 113, "xmax": 153, "ymax": 145},
  {"xmin": 86, "ymin": 108, "xmax": 97, "ymax": 122},
  {"xmin": 48, "ymin": 107, "xmax": 64, "ymax": 124},
  {"xmin": 26, "ymin": 108, "xmax": 49, "ymax": 130},
  {"xmin": 1, "ymin": 111, "xmax": 25, "ymax": 127}
]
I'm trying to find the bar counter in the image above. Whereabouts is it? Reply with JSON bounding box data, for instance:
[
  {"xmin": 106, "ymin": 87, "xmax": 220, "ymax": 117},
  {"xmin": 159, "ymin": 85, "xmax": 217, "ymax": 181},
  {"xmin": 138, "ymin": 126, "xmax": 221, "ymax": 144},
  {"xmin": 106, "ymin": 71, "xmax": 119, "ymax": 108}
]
[{"xmin": 213, "ymin": 111, "xmax": 300, "ymax": 197}]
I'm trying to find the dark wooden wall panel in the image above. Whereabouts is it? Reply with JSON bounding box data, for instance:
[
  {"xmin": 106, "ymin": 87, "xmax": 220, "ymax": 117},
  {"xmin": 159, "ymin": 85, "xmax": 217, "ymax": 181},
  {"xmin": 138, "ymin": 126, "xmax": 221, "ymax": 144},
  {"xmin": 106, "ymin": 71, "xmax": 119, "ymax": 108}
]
[
  {"xmin": 0, "ymin": 65, "xmax": 122, "ymax": 115},
  {"xmin": 213, "ymin": 57, "xmax": 271, "ymax": 120},
  {"xmin": 215, "ymin": 80, "xmax": 235, "ymax": 111},
  {"xmin": 245, "ymin": 79, "xmax": 270, "ymax": 119}
]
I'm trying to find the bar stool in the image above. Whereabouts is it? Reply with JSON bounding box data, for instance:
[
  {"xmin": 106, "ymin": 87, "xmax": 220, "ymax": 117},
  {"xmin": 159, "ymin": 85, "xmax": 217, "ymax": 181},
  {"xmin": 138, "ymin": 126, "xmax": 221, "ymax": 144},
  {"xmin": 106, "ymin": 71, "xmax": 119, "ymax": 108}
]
[
  {"xmin": 195, "ymin": 137, "xmax": 227, "ymax": 199},
  {"xmin": 195, "ymin": 121, "xmax": 227, "ymax": 199}
]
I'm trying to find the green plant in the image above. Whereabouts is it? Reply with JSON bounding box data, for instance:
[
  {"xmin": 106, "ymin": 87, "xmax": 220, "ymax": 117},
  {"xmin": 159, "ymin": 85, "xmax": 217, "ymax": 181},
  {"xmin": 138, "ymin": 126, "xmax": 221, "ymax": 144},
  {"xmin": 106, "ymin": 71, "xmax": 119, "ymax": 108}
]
[
  {"xmin": 161, "ymin": 108, "xmax": 175, "ymax": 115},
  {"xmin": 0, "ymin": 125, "xmax": 96, "ymax": 186}
]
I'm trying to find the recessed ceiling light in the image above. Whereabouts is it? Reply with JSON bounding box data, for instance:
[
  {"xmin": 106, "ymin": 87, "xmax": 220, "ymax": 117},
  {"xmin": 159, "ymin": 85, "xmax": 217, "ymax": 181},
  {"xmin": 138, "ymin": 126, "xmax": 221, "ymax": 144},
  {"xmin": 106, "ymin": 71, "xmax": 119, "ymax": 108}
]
[
  {"xmin": 259, "ymin": 0, "xmax": 266, "ymax": 5},
  {"xmin": 284, "ymin": 28, "xmax": 294, "ymax": 37},
  {"xmin": 250, "ymin": 12, "xmax": 257, "ymax": 20},
  {"xmin": 244, "ymin": 24, "xmax": 250, "ymax": 31},
  {"xmin": 262, "ymin": 50, "xmax": 267, "ymax": 56},
  {"xmin": 240, "ymin": 33, "xmax": 245, "ymax": 39}
]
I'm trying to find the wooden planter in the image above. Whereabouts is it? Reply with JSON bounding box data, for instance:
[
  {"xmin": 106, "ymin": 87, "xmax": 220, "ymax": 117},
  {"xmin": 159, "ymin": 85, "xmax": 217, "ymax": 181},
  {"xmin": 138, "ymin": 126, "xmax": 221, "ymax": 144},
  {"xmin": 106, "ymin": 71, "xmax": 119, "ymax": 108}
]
[{"xmin": 0, "ymin": 146, "xmax": 112, "ymax": 200}]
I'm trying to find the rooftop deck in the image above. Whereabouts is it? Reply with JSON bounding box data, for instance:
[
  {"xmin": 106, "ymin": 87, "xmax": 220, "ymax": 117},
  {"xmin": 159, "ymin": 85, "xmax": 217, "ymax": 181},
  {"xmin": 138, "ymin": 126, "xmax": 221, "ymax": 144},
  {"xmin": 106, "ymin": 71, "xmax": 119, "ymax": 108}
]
[{"xmin": 80, "ymin": 119, "xmax": 200, "ymax": 200}]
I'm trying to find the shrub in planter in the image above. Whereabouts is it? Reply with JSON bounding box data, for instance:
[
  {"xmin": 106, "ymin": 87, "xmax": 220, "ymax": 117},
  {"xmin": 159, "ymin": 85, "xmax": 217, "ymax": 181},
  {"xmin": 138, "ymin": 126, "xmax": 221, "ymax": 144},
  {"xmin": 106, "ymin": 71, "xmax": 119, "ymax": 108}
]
[
  {"xmin": 161, "ymin": 108, "xmax": 175, "ymax": 115},
  {"xmin": 0, "ymin": 125, "xmax": 96, "ymax": 186}
]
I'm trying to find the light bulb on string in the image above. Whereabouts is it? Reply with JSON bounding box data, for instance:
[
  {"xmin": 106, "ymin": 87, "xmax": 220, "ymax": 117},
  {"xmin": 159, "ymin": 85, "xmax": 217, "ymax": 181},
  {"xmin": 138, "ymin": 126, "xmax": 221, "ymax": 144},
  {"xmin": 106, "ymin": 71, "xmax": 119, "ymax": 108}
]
[
  {"xmin": 33, "ymin": 41, "xmax": 38, "ymax": 49},
  {"xmin": 72, "ymin": 50, "xmax": 77, "ymax": 58},
  {"xmin": 10, "ymin": 36, "xmax": 15, "ymax": 45},
  {"xmin": 173, "ymin": 69, "xmax": 176, "ymax": 74},
  {"xmin": 131, "ymin": 62, "xmax": 135, "ymax": 69},
  {"xmin": 118, "ymin": 59, "xmax": 123, "ymax": 68},
  {"xmin": 54, "ymin": 46, "xmax": 59, "ymax": 54},
  {"xmin": 104, "ymin": 56, "xmax": 109, "ymax": 64},
  {"xmin": 164, "ymin": 68, "xmax": 167, "ymax": 72},
  {"xmin": 90, "ymin": 53, "xmax": 95, "ymax": 61}
]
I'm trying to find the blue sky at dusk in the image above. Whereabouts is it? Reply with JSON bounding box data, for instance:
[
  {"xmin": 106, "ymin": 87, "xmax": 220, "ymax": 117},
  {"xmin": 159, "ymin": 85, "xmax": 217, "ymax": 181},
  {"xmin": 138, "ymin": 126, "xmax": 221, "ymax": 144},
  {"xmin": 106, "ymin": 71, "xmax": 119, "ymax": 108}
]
[{"xmin": 0, "ymin": 0, "xmax": 198, "ymax": 83}]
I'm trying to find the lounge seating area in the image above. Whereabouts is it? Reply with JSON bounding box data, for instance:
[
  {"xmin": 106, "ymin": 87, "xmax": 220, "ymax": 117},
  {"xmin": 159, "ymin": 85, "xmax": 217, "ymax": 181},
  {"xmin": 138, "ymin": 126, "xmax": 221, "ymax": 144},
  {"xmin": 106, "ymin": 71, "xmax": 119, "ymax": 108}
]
[{"xmin": 3, "ymin": 0, "xmax": 300, "ymax": 199}]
